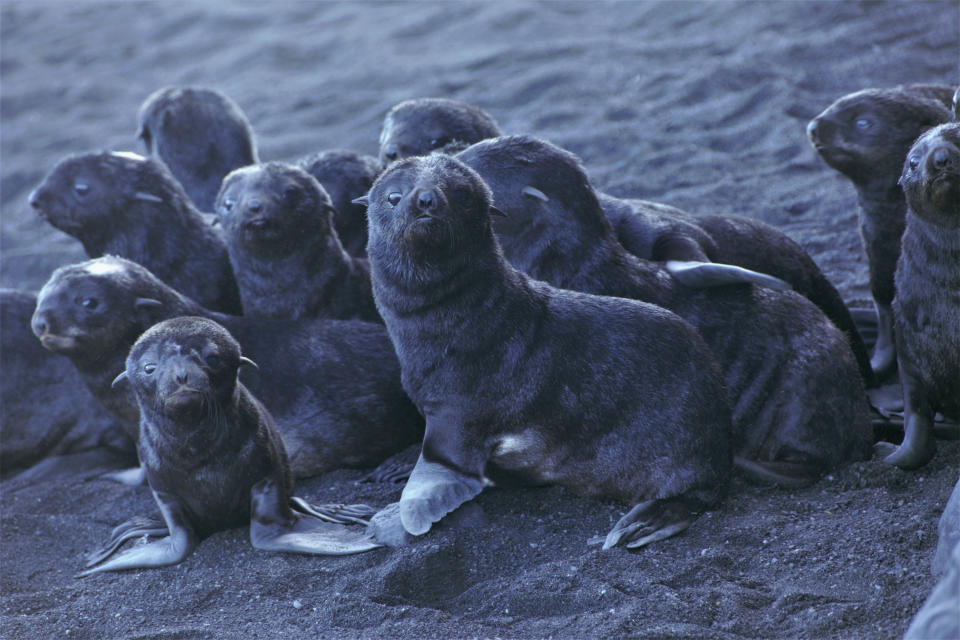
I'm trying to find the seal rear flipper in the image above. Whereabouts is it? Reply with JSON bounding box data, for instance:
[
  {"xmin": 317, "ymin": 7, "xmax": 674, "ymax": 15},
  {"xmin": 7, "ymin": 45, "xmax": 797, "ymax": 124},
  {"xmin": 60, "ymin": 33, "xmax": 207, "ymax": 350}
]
[
  {"xmin": 78, "ymin": 489, "xmax": 196, "ymax": 577},
  {"xmin": 399, "ymin": 453, "xmax": 486, "ymax": 536},
  {"xmin": 733, "ymin": 456, "xmax": 822, "ymax": 489},
  {"xmin": 289, "ymin": 497, "xmax": 377, "ymax": 526},
  {"xmin": 84, "ymin": 514, "xmax": 167, "ymax": 567},
  {"xmin": 601, "ymin": 497, "xmax": 695, "ymax": 550},
  {"xmin": 250, "ymin": 478, "xmax": 381, "ymax": 555},
  {"xmin": 664, "ymin": 260, "xmax": 792, "ymax": 291},
  {"xmin": 359, "ymin": 459, "xmax": 413, "ymax": 484}
]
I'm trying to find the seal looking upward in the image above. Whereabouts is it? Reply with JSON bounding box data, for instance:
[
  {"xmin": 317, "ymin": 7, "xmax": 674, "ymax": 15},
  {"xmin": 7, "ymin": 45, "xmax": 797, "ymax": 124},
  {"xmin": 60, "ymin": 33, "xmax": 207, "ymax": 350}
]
[
  {"xmin": 136, "ymin": 86, "xmax": 258, "ymax": 212},
  {"xmin": 359, "ymin": 154, "xmax": 732, "ymax": 549},
  {"xmin": 27, "ymin": 151, "xmax": 243, "ymax": 315},
  {"xmin": 80, "ymin": 317, "xmax": 379, "ymax": 575},
  {"xmin": 378, "ymin": 98, "xmax": 502, "ymax": 166},
  {"xmin": 886, "ymin": 123, "xmax": 960, "ymax": 469},
  {"xmin": 807, "ymin": 84, "xmax": 954, "ymax": 376},
  {"xmin": 296, "ymin": 149, "xmax": 382, "ymax": 257},
  {"xmin": 215, "ymin": 162, "xmax": 381, "ymax": 322},
  {"xmin": 457, "ymin": 135, "xmax": 873, "ymax": 486},
  {"xmin": 31, "ymin": 256, "xmax": 423, "ymax": 480}
]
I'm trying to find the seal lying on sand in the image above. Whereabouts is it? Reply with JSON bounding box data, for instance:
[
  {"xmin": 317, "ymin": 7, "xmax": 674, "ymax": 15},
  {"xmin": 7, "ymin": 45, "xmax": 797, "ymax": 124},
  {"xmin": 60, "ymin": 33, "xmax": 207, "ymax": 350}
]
[
  {"xmin": 358, "ymin": 154, "xmax": 733, "ymax": 549},
  {"xmin": 31, "ymin": 256, "xmax": 423, "ymax": 480},
  {"xmin": 378, "ymin": 98, "xmax": 502, "ymax": 166},
  {"xmin": 215, "ymin": 162, "xmax": 381, "ymax": 322},
  {"xmin": 136, "ymin": 86, "xmax": 258, "ymax": 212},
  {"xmin": 807, "ymin": 84, "xmax": 954, "ymax": 376},
  {"xmin": 885, "ymin": 123, "xmax": 960, "ymax": 469},
  {"xmin": 296, "ymin": 149, "xmax": 382, "ymax": 257},
  {"xmin": 80, "ymin": 317, "xmax": 379, "ymax": 576},
  {"xmin": 457, "ymin": 136, "xmax": 873, "ymax": 486},
  {"xmin": 1, "ymin": 289, "xmax": 133, "ymax": 477},
  {"xmin": 28, "ymin": 151, "xmax": 243, "ymax": 315}
]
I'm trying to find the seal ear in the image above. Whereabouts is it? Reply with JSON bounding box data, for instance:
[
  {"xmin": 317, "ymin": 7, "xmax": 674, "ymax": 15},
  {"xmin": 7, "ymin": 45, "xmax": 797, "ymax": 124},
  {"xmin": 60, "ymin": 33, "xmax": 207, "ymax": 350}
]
[
  {"xmin": 351, "ymin": 195, "xmax": 370, "ymax": 207},
  {"xmin": 489, "ymin": 206, "xmax": 507, "ymax": 218},
  {"xmin": 239, "ymin": 356, "xmax": 259, "ymax": 371},
  {"xmin": 111, "ymin": 371, "xmax": 128, "ymax": 389},
  {"xmin": 133, "ymin": 191, "xmax": 164, "ymax": 204},
  {"xmin": 521, "ymin": 185, "xmax": 550, "ymax": 203},
  {"xmin": 134, "ymin": 298, "xmax": 163, "ymax": 310},
  {"xmin": 134, "ymin": 297, "xmax": 164, "ymax": 325}
]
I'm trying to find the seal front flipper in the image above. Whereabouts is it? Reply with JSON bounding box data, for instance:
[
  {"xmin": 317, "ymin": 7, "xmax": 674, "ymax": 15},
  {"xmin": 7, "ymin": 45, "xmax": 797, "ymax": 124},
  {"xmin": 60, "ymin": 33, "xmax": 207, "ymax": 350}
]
[
  {"xmin": 250, "ymin": 478, "xmax": 381, "ymax": 555},
  {"xmin": 882, "ymin": 362, "xmax": 936, "ymax": 470},
  {"xmin": 665, "ymin": 260, "xmax": 792, "ymax": 291},
  {"xmin": 601, "ymin": 497, "xmax": 696, "ymax": 550},
  {"xmin": 100, "ymin": 465, "xmax": 146, "ymax": 486},
  {"xmin": 78, "ymin": 489, "xmax": 197, "ymax": 577},
  {"xmin": 84, "ymin": 515, "xmax": 167, "ymax": 567},
  {"xmin": 399, "ymin": 453, "xmax": 486, "ymax": 536}
]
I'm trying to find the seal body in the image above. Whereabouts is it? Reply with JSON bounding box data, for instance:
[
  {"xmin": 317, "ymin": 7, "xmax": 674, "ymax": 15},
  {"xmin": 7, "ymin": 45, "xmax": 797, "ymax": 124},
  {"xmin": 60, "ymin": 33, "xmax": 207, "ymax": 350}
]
[
  {"xmin": 1, "ymin": 289, "xmax": 131, "ymax": 475},
  {"xmin": 215, "ymin": 162, "xmax": 380, "ymax": 322},
  {"xmin": 31, "ymin": 256, "xmax": 422, "ymax": 479},
  {"xmin": 378, "ymin": 98, "xmax": 502, "ymax": 166},
  {"xmin": 296, "ymin": 149, "xmax": 382, "ymax": 256},
  {"xmin": 600, "ymin": 193, "xmax": 874, "ymax": 383},
  {"xmin": 364, "ymin": 154, "xmax": 732, "ymax": 548},
  {"xmin": 807, "ymin": 84, "xmax": 954, "ymax": 375},
  {"xmin": 137, "ymin": 86, "xmax": 258, "ymax": 212},
  {"xmin": 888, "ymin": 123, "xmax": 960, "ymax": 469},
  {"xmin": 27, "ymin": 151, "xmax": 243, "ymax": 315},
  {"xmin": 457, "ymin": 136, "xmax": 873, "ymax": 484}
]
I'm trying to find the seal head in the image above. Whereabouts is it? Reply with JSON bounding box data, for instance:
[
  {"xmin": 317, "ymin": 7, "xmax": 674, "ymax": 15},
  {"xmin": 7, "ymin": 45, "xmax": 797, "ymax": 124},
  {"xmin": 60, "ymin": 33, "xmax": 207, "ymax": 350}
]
[
  {"xmin": 378, "ymin": 98, "xmax": 502, "ymax": 166},
  {"xmin": 900, "ymin": 123, "xmax": 960, "ymax": 228}
]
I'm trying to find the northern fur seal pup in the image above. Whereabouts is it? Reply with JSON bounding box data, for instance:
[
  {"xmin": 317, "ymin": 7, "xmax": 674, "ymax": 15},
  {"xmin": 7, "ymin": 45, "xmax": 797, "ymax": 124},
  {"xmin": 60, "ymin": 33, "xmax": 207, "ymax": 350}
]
[
  {"xmin": 885, "ymin": 123, "xmax": 960, "ymax": 469},
  {"xmin": 215, "ymin": 162, "xmax": 380, "ymax": 322},
  {"xmin": 80, "ymin": 317, "xmax": 378, "ymax": 575},
  {"xmin": 28, "ymin": 151, "xmax": 243, "ymax": 315},
  {"xmin": 378, "ymin": 98, "xmax": 502, "ymax": 166},
  {"xmin": 1, "ymin": 289, "xmax": 133, "ymax": 476},
  {"xmin": 32, "ymin": 256, "xmax": 423, "ymax": 479},
  {"xmin": 599, "ymin": 194, "xmax": 874, "ymax": 384},
  {"xmin": 296, "ymin": 150, "xmax": 382, "ymax": 257},
  {"xmin": 359, "ymin": 154, "xmax": 732, "ymax": 548},
  {"xmin": 807, "ymin": 84, "xmax": 955, "ymax": 376},
  {"xmin": 136, "ymin": 86, "xmax": 258, "ymax": 212},
  {"xmin": 457, "ymin": 136, "xmax": 873, "ymax": 486}
]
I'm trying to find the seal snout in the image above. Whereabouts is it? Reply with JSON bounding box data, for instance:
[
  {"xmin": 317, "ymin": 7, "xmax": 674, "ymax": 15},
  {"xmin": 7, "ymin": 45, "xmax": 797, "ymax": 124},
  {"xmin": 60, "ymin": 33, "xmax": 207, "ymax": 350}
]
[
  {"xmin": 805, "ymin": 119, "xmax": 821, "ymax": 146},
  {"xmin": 381, "ymin": 143, "xmax": 400, "ymax": 165}
]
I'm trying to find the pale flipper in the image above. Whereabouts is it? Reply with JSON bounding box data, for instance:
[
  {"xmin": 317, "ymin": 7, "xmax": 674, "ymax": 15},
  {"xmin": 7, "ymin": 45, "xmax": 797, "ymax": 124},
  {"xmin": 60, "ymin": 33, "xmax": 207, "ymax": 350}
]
[
  {"xmin": 101, "ymin": 465, "xmax": 146, "ymax": 486},
  {"xmin": 882, "ymin": 362, "xmax": 936, "ymax": 469},
  {"xmin": 398, "ymin": 453, "xmax": 486, "ymax": 536},
  {"xmin": 870, "ymin": 302, "xmax": 896, "ymax": 377},
  {"xmin": 249, "ymin": 478, "xmax": 381, "ymax": 555},
  {"xmin": 602, "ymin": 497, "xmax": 695, "ymax": 550},
  {"xmin": 665, "ymin": 260, "xmax": 792, "ymax": 291},
  {"xmin": 84, "ymin": 515, "xmax": 167, "ymax": 567},
  {"xmin": 359, "ymin": 459, "xmax": 413, "ymax": 484},
  {"xmin": 289, "ymin": 497, "xmax": 377, "ymax": 526},
  {"xmin": 78, "ymin": 489, "xmax": 197, "ymax": 577}
]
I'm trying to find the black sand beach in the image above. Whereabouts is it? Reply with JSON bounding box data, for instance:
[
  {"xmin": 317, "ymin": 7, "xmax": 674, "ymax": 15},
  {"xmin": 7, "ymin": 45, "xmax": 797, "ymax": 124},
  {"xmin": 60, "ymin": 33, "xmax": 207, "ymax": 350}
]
[{"xmin": 1, "ymin": 2, "xmax": 958, "ymax": 638}]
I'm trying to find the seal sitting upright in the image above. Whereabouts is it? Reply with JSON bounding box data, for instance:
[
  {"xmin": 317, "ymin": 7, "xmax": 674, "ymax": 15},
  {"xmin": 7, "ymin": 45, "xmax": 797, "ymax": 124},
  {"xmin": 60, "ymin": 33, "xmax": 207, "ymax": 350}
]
[
  {"xmin": 358, "ymin": 154, "xmax": 733, "ymax": 549},
  {"xmin": 81, "ymin": 317, "xmax": 379, "ymax": 576},
  {"xmin": 886, "ymin": 123, "xmax": 960, "ymax": 469}
]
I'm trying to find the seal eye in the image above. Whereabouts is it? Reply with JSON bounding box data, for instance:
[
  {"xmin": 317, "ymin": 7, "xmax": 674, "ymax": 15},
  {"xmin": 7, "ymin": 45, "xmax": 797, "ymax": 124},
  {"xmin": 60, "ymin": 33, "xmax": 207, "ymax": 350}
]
[
  {"xmin": 221, "ymin": 198, "xmax": 235, "ymax": 213},
  {"xmin": 854, "ymin": 117, "xmax": 872, "ymax": 132},
  {"xmin": 205, "ymin": 354, "xmax": 221, "ymax": 368},
  {"xmin": 143, "ymin": 363, "xmax": 156, "ymax": 375},
  {"xmin": 73, "ymin": 182, "xmax": 90, "ymax": 197},
  {"xmin": 429, "ymin": 137, "xmax": 449, "ymax": 150},
  {"xmin": 282, "ymin": 186, "xmax": 300, "ymax": 207},
  {"xmin": 907, "ymin": 155, "xmax": 920, "ymax": 171},
  {"xmin": 79, "ymin": 297, "xmax": 99, "ymax": 310},
  {"xmin": 387, "ymin": 192, "xmax": 403, "ymax": 207}
]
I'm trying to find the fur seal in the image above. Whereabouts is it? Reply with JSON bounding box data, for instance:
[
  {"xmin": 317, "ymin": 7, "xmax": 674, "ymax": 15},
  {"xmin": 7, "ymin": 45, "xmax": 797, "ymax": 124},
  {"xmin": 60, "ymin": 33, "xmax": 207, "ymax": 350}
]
[
  {"xmin": 31, "ymin": 256, "xmax": 423, "ymax": 480},
  {"xmin": 80, "ymin": 316, "xmax": 379, "ymax": 575},
  {"xmin": 885, "ymin": 123, "xmax": 960, "ymax": 469},
  {"xmin": 456, "ymin": 135, "xmax": 873, "ymax": 485},
  {"xmin": 359, "ymin": 154, "xmax": 733, "ymax": 549},
  {"xmin": 0, "ymin": 289, "xmax": 133, "ymax": 477},
  {"xmin": 296, "ymin": 149, "xmax": 382, "ymax": 257},
  {"xmin": 215, "ymin": 162, "xmax": 381, "ymax": 322},
  {"xmin": 27, "ymin": 151, "xmax": 243, "ymax": 315},
  {"xmin": 807, "ymin": 84, "xmax": 955, "ymax": 376},
  {"xmin": 599, "ymin": 193, "xmax": 875, "ymax": 384},
  {"xmin": 378, "ymin": 98, "xmax": 502, "ymax": 166},
  {"xmin": 136, "ymin": 86, "xmax": 258, "ymax": 212}
]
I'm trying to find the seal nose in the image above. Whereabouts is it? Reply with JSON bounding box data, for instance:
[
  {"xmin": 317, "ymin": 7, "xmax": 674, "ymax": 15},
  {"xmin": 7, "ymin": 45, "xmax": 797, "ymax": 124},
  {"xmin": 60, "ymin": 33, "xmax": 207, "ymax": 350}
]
[
  {"xmin": 28, "ymin": 188, "xmax": 42, "ymax": 209},
  {"xmin": 382, "ymin": 144, "xmax": 399, "ymax": 163},
  {"xmin": 806, "ymin": 119, "xmax": 819, "ymax": 144},
  {"xmin": 175, "ymin": 369, "xmax": 189, "ymax": 385},
  {"xmin": 31, "ymin": 311, "xmax": 49, "ymax": 337},
  {"xmin": 417, "ymin": 189, "xmax": 436, "ymax": 211},
  {"xmin": 247, "ymin": 198, "xmax": 263, "ymax": 214}
]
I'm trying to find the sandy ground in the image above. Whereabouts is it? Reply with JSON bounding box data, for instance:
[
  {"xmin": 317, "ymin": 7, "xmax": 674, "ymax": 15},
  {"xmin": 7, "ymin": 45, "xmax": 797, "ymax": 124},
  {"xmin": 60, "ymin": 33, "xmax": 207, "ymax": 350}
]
[{"xmin": 1, "ymin": 1, "xmax": 958, "ymax": 638}]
